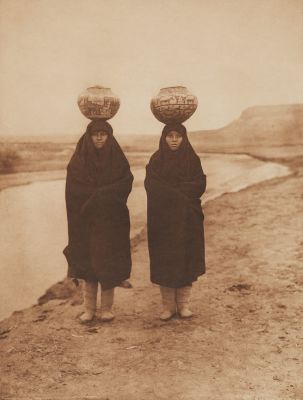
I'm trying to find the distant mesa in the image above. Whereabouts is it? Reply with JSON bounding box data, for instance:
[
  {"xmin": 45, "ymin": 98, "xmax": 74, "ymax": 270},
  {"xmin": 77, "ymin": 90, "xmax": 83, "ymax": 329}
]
[
  {"xmin": 220, "ymin": 104, "xmax": 303, "ymax": 145},
  {"xmin": 190, "ymin": 103, "xmax": 303, "ymax": 149}
]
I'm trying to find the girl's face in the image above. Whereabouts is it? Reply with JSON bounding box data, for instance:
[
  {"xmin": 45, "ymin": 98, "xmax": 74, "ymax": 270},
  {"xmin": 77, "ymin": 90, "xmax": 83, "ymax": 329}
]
[
  {"xmin": 165, "ymin": 130, "xmax": 183, "ymax": 151},
  {"xmin": 91, "ymin": 131, "xmax": 109, "ymax": 149}
]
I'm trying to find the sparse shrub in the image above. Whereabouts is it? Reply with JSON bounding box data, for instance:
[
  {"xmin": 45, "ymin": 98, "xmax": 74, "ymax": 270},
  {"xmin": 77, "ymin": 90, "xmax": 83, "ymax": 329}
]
[{"xmin": 0, "ymin": 144, "xmax": 21, "ymax": 173}]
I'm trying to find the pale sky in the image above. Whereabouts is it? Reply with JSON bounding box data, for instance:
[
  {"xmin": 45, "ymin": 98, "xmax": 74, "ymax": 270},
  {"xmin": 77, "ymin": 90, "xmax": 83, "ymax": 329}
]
[{"xmin": 1, "ymin": 0, "xmax": 303, "ymax": 136}]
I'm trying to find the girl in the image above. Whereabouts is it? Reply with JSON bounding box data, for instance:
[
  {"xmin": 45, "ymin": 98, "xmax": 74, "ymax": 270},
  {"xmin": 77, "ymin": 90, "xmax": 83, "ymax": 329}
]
[
  {"xmin": 64, "ymin": 119, "xmax": 133, "ymax": 322},
  {"xmin": 145, "ymin": 123, "xmax": 206, "ymax": 320}
]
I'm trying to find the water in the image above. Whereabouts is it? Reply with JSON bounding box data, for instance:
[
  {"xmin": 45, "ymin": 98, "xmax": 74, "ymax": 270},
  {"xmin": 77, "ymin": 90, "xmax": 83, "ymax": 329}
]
[{"xmin": 0, "ymin": 154, "xmax": 289, "ymax": 320}]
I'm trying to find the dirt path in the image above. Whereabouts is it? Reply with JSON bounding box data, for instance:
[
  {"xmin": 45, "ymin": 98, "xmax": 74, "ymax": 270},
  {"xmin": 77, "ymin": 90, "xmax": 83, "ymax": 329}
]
[{"xmin": 0, "ymin": 170, "xmax": 302, "ymax": 400}]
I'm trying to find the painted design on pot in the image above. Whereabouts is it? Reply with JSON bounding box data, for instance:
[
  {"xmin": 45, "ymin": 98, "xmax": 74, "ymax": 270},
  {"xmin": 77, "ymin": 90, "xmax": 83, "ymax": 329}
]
[
  {"xmin": 78, "ymin": 86, "xmax": 120, "ymax": 120},
  {"xmin": 150, "ymin": 86, "xmax": 198, "ymax": 124}
]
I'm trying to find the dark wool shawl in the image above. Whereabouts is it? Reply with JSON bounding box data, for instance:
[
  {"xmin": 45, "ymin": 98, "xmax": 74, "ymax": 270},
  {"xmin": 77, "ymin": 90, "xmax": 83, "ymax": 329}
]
[
  {"xmin": 144, "ymin": 123, "xmax": 206, "ymax": 288},
  {"xmin": 63, "ymin": 120, "xmax": 133, "ymax": 290}
]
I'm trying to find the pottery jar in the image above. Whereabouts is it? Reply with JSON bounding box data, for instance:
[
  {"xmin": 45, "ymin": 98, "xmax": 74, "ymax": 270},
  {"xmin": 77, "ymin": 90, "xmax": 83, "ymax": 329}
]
[
  {"xmin": 78, "ymin": 86, "xmax": 120, "ymax": 120},
  {"xmin": 150, "ymin": 86, "xmax": 198, "ymax": 124}
]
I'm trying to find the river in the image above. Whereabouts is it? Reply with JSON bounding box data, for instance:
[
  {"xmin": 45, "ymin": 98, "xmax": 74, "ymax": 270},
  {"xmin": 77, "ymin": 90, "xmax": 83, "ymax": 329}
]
[{"xmin": 0, "ymin": 153, "xmax": 289, "ymax": 320}]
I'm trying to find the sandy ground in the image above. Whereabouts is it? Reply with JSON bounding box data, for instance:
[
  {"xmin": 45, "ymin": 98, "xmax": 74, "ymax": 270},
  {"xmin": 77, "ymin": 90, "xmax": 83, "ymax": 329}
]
[{"xmin": 0, "ymin": 161, "xmax": 302, "ymax": 399}]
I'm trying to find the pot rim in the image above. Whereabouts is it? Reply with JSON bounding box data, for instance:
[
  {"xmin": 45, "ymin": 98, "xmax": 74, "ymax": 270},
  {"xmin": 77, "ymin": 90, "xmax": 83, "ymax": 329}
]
[
  {"xmin": 159, "ymin": 85, "xmax": 187, "ymax": 90},
  {"xmin": 86, "ymin": 85, "xmax": 110, "ymax": 90}
]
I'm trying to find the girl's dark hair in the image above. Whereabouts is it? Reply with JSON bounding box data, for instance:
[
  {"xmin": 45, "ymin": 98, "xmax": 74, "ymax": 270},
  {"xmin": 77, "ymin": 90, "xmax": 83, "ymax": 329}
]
[
  {"xmin": 162, "ymin": 123, "xmax": 187, "ymax": 137},
  {"xmin": 87, "ymin": 120, "xmax": 113, "ymax": 136}
]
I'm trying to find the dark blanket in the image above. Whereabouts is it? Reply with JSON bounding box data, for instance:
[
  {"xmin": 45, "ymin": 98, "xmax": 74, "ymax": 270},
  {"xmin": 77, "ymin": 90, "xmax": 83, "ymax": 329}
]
[
  {"xmin": 144, "ymin": 124, "xmax": 206, "ymax": 288},
  {"xmin": 63, "ymin": 121, "xmax": 133, "ymax": 290}
]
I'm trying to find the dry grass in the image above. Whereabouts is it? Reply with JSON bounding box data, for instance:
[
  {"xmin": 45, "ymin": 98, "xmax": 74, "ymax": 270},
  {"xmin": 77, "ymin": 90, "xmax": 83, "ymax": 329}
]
[
  {"xmin": 0, "ymin": 144, "xmax": 21, "ymax": 173},
  {"xmin": 0, "ymin": 141, "xmax": 74, "ymax": 174}
]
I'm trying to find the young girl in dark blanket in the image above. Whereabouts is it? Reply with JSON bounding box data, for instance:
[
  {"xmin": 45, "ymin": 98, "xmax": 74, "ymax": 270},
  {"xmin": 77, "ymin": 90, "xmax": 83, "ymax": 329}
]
[
  {"xmin": 145, "ymin": 123, "xmax": 206, "ymax": 320},
  {"xmin": 64, "ymin": 119, "xmax": 133, "ymax": 322}
]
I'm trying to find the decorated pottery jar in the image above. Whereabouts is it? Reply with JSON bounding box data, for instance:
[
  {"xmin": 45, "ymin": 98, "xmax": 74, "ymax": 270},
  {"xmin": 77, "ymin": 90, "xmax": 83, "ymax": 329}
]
[
  {"xmin": 77, "ymin": 86, "xmax": 120, "ymax": 120},
  {"xmin": 150, "ymin": 86, "xmax": 198, "ymax": 124}
]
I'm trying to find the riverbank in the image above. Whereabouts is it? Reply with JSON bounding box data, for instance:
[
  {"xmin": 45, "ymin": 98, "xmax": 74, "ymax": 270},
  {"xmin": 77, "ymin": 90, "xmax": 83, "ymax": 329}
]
[{"xmin": 0, "ymin": 162, "xmax": 302, "ymax": 399}]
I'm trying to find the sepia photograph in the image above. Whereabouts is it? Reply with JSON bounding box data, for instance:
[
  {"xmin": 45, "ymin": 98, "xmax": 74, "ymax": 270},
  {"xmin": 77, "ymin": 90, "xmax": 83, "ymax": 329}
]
[{"xmin": 0, "ymin": 0, "xmax": 302, "ymax": 399}]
